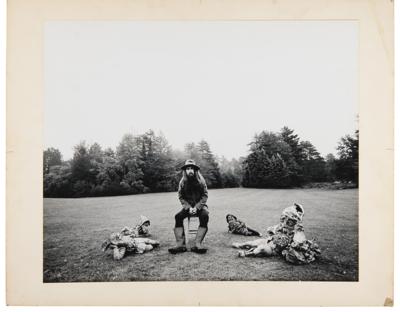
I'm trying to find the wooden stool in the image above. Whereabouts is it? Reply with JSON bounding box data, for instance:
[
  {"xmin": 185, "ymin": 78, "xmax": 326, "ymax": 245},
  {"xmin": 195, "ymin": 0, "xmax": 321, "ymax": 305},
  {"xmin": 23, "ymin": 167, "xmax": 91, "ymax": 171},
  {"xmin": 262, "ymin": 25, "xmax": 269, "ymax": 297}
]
[{"xmin": 183, "ymin": 216, "xmax": 199, "ymax": 247}]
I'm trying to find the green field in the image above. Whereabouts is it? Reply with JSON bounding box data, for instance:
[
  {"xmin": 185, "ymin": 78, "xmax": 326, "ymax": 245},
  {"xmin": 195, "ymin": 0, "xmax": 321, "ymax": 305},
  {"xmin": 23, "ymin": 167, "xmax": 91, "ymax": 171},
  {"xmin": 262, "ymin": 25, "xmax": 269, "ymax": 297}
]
[{"xmin": 43, "ymin": 188, "xmax": 358, "ymax": 282}]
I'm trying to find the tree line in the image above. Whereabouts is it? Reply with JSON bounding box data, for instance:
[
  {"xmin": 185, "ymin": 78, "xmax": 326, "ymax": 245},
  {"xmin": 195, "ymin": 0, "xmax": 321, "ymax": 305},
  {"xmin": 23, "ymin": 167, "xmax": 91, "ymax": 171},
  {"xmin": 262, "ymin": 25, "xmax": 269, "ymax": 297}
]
[
  {"xmin": 242, "ymin": 127, "xmax": 358, "ymax": 188},
  {"xmin": 43, "ymin": 127, "xmax": 358, "ymax": 198}
]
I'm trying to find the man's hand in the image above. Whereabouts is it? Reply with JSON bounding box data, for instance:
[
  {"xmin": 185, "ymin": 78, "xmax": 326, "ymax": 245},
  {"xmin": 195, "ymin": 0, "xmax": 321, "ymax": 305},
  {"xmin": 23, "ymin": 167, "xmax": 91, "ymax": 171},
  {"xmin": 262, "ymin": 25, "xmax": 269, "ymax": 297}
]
[
  {"xmin": 189, "ymin": 207, "xmax": 197, "ymax": 215},
  {"xmin": 194, "ymin": 203, "xmax": 203, "ymax": 211}
]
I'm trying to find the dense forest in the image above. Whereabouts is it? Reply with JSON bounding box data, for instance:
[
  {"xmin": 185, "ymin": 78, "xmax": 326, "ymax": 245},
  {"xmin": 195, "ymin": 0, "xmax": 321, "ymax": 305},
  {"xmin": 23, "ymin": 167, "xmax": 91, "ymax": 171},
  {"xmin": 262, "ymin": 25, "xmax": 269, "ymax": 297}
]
[{"xmin": 43, "ymin": 127, "xmax": 358, "ymax": 198}]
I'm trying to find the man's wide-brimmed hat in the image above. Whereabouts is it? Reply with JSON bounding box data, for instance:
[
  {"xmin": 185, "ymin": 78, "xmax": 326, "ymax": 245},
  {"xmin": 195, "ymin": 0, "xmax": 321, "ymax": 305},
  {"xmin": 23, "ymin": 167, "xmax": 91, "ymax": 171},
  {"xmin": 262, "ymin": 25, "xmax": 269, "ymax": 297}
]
[{"xmin": 181, "ymin": 159, "xmax": 200, "ymax": 170}]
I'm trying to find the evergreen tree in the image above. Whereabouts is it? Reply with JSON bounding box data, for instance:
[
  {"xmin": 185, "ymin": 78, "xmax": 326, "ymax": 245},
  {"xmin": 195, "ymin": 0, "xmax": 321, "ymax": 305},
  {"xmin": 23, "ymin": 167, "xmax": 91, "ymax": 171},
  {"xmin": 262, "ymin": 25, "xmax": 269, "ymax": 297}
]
[
  {"xmin": 94, "ymin": 151, "xmax": 124, "ymax": 196},
  {"xmin": 298, "ymin": 140, "xmax": 327, "ymax": 182},
  {"xmin": 136, "ymin": 130, "xmax": 176, "ymax": 192},
  {"xmin": 197, "ymin": 140, "xmax": 222, "ymax": 188},
  {"xmin": 242, "ymin": 131, "xmax": 295, "ymax": 188},
  {"xmin": 116, "ymin": 134, "xmax": 144, "ymax": 194},
  {"xmin": 279, "ymin": 127, "xmax": 304, "ymax": 184},
  {"xmin": 335, "ymin": 130, "xmax": 359, "ymax": 185},
  {"xmin": 325, "ymin": 153, "xmax": 337, "ymax": 182},
  {"xmin": 88, "ymin": 142, "xmax": 104, "ymax": 163},
  {"xmin": 183, "ymin": 142, "xmax": 201, "ymax": 163},
  {"xmin": 218, "ymin": 156, "xmax": 240, "ymax": 187},
  {"xmin": 280, "ymin": 126, "xmax": 301, "ymax": 160},
  {"xmin": 71, "ymin": 142, "xmax": 92, "ymax": 181},
  {"xmin": 70, "ymin": 142, "xmax": 97, "ymax": 196}
]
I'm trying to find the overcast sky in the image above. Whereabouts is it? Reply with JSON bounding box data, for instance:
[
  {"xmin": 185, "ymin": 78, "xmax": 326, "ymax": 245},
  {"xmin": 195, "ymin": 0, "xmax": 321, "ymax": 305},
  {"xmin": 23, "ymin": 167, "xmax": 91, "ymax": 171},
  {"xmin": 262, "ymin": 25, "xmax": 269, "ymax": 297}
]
[{"xmin": 45, "ymin": 21, "xmax": 358, "ymax": 161}]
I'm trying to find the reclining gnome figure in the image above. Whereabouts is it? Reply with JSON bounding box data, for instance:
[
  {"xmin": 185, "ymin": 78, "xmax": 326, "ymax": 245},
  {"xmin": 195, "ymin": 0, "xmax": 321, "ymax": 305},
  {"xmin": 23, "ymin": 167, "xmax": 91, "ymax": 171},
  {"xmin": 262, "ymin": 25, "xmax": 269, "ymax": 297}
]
[
  {"xmin": 226, "ymin": 214, "xmax": 262, "ymax": 237},
  {"xmin": 101, "ymin": 216, "xmax": 160, "ymax": 260},
  {"xmin": 232, "ymin": 203, "xmax": 321, "ymax": 264}
]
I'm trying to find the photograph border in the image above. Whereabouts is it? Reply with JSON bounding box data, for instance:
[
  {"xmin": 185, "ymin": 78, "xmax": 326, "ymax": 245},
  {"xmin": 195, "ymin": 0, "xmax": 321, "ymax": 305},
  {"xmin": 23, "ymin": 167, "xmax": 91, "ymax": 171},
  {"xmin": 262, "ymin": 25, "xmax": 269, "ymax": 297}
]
[{"xmin": 6, "ymin": 0, "xmax": 393, "ymax": 306}]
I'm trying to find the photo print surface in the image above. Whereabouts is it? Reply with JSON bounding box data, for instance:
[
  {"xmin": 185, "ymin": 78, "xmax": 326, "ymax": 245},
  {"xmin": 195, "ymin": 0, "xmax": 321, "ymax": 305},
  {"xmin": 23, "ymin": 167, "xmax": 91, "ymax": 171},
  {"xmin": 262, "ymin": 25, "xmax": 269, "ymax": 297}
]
[{"xmin": 43, "ymin": 21, "xmax": 358, "ymax": 282}]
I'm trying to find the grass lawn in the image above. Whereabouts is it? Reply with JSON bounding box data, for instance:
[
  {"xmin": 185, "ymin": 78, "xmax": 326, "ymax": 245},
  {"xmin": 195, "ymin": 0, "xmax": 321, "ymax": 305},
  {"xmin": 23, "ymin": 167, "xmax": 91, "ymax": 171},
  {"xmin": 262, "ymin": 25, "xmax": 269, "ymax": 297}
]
[{"xmin": 43, "ymin": 188, "xmax": 358, "ymax": 282}]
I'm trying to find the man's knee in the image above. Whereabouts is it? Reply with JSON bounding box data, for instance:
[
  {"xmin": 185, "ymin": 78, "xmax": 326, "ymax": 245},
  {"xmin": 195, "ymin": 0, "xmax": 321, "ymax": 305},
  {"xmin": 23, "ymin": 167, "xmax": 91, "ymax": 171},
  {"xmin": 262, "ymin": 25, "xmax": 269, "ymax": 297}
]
[
  {"xmin": 174, "ymin": 210, "xmax": 188, "ymax": 227},
  {"xmin": 200, "ymin": 207, "xmax": 209, "ymax": 215},
  {"xmin": 174, "ymin": 212, "xmax": 181, "ymax": 222},
  {"xmin": 175, "ymin": 210, "xmax": 186, "ymax": 221},
  {"xmin": 199, "ymin": 208, "xmax": 209, "ymax": 217},
  {"xmin": 198, "ymin": 209, "xmax": 209, "ymax": 227}
]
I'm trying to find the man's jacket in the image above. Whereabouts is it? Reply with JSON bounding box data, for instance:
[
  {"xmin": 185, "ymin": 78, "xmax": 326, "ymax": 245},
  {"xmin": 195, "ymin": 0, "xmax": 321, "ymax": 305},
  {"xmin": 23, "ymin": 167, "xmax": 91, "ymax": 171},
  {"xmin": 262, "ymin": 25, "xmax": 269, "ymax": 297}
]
[{"xmin": 178, "ymin": 177, "xmax": 208, "ymax": 210}]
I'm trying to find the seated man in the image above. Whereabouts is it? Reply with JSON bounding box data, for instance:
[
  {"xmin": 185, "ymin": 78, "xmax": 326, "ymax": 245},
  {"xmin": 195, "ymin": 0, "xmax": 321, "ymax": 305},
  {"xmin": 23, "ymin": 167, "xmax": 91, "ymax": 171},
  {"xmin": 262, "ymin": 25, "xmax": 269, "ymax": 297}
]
[
  {"xmin": 168, "ymin": 159, "xmax": 209, "ymax": 254},
  {"xmin": 226, "ymin": 214, "xmax": 262, "ymax": 236}
]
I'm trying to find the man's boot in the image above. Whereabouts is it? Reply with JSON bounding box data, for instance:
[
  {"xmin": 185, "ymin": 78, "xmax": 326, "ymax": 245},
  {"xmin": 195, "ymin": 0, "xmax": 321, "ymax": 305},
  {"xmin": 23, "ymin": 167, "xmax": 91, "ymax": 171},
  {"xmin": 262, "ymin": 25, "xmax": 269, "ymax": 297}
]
[
  {"xmin": 191, "ymin": 227, "xmax": 208, "ymax": 254},
  {"xmin": 168, "ymin": 227, "xmax": 187, "ymax": 254}
]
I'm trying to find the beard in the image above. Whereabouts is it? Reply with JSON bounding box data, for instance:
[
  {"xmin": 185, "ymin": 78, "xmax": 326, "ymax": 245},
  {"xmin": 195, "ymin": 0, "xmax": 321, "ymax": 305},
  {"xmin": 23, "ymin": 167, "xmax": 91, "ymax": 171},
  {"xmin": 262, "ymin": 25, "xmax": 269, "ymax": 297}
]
[
  {"xmin": 186, "ymin": 172, "xmax": 200, "ymax": 186},
  {"xmin": 187, "ymin": 172, "xmax": 195, "ymax": 181},
  {"xmin": 183, "ymin": 171, "xmax": 201, "ymax": 193}
]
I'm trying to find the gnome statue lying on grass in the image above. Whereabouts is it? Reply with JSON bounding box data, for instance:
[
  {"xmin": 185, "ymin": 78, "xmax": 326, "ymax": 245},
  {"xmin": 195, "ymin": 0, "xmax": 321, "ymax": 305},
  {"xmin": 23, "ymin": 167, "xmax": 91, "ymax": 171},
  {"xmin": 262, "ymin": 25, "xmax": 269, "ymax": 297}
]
[
  {"xmin": 232, "ymin": 203, "xmax": 321, "ymax": 264},
  {"xmin": 226, "ymin": 214, "xmax": 262, "ymax": 236},
  {"xmin": 101, "ymin": 216, "xmax": 159, "ymax": 260},
  {"xmin": 121, "ymin": 215, "xmax": 152, "ymax": 237}
]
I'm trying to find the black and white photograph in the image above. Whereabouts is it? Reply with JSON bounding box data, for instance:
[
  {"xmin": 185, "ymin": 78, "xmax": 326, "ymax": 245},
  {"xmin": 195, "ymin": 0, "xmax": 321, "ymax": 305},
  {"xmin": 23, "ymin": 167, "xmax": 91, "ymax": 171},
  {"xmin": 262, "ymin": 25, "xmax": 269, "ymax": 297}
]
[{"xmin": 42, "ymin": 21, "xmax": 359, "ymax": 283}]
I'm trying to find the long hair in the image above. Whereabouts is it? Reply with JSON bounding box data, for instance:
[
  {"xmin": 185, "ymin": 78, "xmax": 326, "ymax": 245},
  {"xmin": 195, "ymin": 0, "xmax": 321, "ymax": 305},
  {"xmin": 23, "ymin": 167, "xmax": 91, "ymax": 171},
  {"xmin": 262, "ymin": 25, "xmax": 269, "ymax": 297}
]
[{"xmin": 181, "ymin": 169, "xmax": 206, "ymax": 192}]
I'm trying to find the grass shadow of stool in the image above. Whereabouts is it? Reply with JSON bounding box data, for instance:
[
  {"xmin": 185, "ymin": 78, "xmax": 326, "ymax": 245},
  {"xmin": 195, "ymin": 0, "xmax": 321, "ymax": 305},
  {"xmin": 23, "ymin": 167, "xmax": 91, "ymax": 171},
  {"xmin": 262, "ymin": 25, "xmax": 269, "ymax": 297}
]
[{"xmin": 183, "ymin": 216, "xmax": 200, "ymax": 248}]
